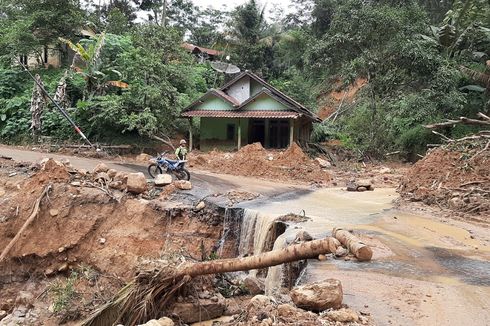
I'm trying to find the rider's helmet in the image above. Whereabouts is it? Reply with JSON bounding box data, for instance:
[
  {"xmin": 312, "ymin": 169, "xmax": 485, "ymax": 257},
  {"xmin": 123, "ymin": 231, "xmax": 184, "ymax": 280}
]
[{"xmin": 180, "ymin": 139, "xmax": 187, "ymax": 145}]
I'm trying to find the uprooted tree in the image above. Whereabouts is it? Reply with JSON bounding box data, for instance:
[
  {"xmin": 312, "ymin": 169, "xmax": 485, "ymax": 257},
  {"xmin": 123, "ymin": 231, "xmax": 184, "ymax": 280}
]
[{"xmin": 82, "ymin": 236, "xmax": 363, "ymax": 326}]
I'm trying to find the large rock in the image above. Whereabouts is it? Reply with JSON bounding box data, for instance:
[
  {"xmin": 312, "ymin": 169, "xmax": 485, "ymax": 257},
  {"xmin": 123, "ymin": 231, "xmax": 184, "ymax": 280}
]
[
  {"xmin": 173, "ymin": 180, "xmax": 192, "ymax": 190},
  {"xmin": 325, "ymin": 308, "xmax": 359, "ymax": 322},
  {"xmin": 171, "ymin": 296, "xmax": 225, "ymax": 323},
  {"xmin": 93, "ymin": 163, "xmax": 109, "ymax": 174},
  {"xmin": 126, "ymin": 172, "xmax": 148, "ymax": 194},
  {"xmin": 244, "ymin": 276, "xmax": 265, "ymax": 295},
  {"xmin": 290, "ymin": 278, "xmax": 342, "ymax": 311},
  {"xmin": 154, "ymin": 174, "xmax": 173, "ymax": 186}
]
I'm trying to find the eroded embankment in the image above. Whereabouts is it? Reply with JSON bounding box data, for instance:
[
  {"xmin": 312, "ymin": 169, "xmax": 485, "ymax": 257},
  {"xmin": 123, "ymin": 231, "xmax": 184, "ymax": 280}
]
[{"xmin": 0, "ymin": 157, "xmax": 240, "ymax": 324}]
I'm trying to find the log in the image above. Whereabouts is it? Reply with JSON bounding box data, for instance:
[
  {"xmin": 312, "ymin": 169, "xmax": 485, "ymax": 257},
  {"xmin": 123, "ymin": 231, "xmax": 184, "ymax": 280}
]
[
  {"xmin": 332, "ymin": 228, "xmax": 372, "ymax": 261},
  {"xmin": 179, "ymin": 237, "xmax": 333, "ymax": 277},
  {"xmin": 83, "ymin": 237, "xmax": 335, "ymax": 326}
]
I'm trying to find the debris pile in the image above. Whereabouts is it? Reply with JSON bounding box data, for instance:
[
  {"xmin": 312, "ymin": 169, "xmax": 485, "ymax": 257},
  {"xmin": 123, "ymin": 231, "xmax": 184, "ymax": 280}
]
[
  {"xmin": 189, "ymin": 143, "xmax": 331, "ymax": 184},
  {"xmin": 399, "ymin": 138, "xmax": 489, "ymax": 219}
]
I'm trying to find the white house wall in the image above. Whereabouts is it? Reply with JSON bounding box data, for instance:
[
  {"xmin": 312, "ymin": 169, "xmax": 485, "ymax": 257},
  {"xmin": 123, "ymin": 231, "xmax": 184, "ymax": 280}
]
[{"xmin": 225, "ymin": 75, "xmax": 250, "ymax": 104}]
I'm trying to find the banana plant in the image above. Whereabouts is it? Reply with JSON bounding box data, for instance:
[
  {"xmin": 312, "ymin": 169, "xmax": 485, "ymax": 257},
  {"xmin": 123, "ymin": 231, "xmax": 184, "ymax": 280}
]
[
  {"xmin": 59, "ymin": 33, "xmax": 128, "ymax": 98},
  {"xmin": 421, "ymin": 0, "xmax": 490, "ymax": 58}
]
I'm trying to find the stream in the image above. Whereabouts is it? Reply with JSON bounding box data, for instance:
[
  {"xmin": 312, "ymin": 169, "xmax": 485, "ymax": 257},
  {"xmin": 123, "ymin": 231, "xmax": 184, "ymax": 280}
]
[{"xmin": 232, "ymin": 187, "xmax": 490, "ymax": 326}]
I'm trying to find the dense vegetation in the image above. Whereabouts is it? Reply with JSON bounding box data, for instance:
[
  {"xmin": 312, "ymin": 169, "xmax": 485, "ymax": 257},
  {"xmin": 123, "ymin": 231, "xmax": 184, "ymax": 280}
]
[{"xmin": 0, "ymin": 0, "xmax": 488, "ymax": 157}]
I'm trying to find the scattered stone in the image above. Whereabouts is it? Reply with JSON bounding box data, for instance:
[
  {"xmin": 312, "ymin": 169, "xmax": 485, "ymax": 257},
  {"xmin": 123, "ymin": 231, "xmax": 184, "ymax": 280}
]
[
  {"xmin": 136, "ymin": 153, "xmax": 152, "ymax": 163},
  {"xmin": 107, "ymin": 169, "xmax": 118, "ymax": 178},
  {"xmin": 0, "ymin": 187, "xmax": 5, "ymax": 197},
  {"xmin": 13, "ymin": 306, "xmax": 27, "ymax": 318},
  {"xmin": 378, "ymin": 167, "xmax": 392, "ymax": 174},
  {"xmin": 315, "ymin": 157, "xmax": 331, "ymax": 168},
  {"xmin": 58, "ymin": 263, "xmax": 69, "ymax": 272},
  {"xmin": 325, "ymin": 308, "xmax": 359, "ymax": 323},
  {"xmin": 78, "ymin": 169, "xmax": 88, "ymax": 176},
  {"xmin": 99, "ymin": 238, "xmax": 106, "ymax": 245},
  {"xmin": 8, "ymin": 172, "xmax": 17, "ymax": 177},
  {"xmin": 294, "ymin": 230, "xmax": 313, "ymax": 243},
  {"xmin": 93, "ymin": 163, "xmax": 109, "ymax": 174},
  {"xmin": 58, "ymin": 246, "xmax": 65, "ymax": 253},
  {"xmin": 335, "ymin": 247, "xmax": 348, "ymax": 257},
  {"xmin": 70, "ymin": 181, "xmax": 81, "ymax": 187},
  {"xmin": 249, "ymin": 295, "xmax": 272, "ymax": 307},
  {"xmin": 15, "ymin": 292, "xmax": 34, "ymax": 307},
  {"xmin": 109, "ymin": 180, "xmax": 125, "ymax": 190},
  {"xmin": 49, "ymin": 209, "xmax": 59, "ymax": 217},
  {"xmin": 194, "ymin": 201, "xmax": 206, "ymax": 211},
  {"xmin": 357, "ymin": 186, "xmax": 367, "ymax": 192},
  {"xmin": 0, "ymin": 310, "xmax": 6, "ymax": 320},
  {"xmin": 171, "ymin": 295, "xmax": 225, "ymax": 323},
  {"xmin": 154, "ymin": 174, "xmax": 173, "ymax": 186},
  {"xmin": 114, "ymin": 171, "xmax": 129, "ymax": 183},
  {"xmin": 138, "ymin": 316, "xmax": 174, "ymax": 326},
  {"xmin": 244, "ymin": 276, "xmax": 265, "ymax": 295},
  {"xmin": 290, "ymin": 278, "xmax": 343, "ymax": 311},
  {"xmin": 318, "ymin": 254, "xmax": 327, "ymax": 261},
  {"xmin": 44, "ymin": 268, "xmax": 55, "ymax": 276},
  {"xmin": 173, "ymin": 180, "xmax": 192, "ymax": 190},
  {"xmin": 126, "ymin": 172, "xmax": 148, "ymax": 194}
]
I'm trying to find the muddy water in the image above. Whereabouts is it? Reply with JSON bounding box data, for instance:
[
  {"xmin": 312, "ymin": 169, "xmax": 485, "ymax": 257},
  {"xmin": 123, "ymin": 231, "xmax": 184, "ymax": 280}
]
[{"xmin": 238, "ymin": 188, "xmax": 490, "ymax": 326}]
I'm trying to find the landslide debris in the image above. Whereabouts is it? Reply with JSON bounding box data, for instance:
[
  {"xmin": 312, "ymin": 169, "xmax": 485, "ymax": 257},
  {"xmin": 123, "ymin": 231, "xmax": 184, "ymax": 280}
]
[
  {"xmin": 399, "ymin": 138, "xmax": 489, "ymax": 220},
  {"xmin": 189, "ymin": 143, "xmax": 331, "ymax": 184}
]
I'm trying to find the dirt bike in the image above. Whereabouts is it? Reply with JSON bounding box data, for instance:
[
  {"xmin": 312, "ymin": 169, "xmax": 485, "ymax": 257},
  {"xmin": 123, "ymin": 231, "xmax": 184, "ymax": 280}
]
[{"xmin": 148, "ymin": 152, "xmax": 191, "ymax": 181}]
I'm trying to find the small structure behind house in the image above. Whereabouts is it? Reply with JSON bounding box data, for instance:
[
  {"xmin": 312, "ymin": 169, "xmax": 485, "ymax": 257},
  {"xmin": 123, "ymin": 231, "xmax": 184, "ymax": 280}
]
[
  {"xmin": 181, "ymin": 71, "xmax": 321, "ymax": 151},
  {"xmin": 182, "ymin": 43, "xmax": 224, "ymax": 62}
]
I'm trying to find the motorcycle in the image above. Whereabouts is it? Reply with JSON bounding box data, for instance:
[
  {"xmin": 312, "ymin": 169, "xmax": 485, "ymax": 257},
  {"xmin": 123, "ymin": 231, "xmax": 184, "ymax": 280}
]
[{"xmin": 148, "ymin": 151, "xmax": 190, "ymax": 181}]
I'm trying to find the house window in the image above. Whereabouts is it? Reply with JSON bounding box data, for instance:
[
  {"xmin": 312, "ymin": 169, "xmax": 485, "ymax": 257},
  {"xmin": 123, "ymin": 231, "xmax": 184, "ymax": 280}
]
[
  {"xmin": 226, "ymin": 124, "xmax": 235, "ymax": 140},
  {"xmin": 19, "ymin": 55, "xmax": 28, "ymax": 65}
]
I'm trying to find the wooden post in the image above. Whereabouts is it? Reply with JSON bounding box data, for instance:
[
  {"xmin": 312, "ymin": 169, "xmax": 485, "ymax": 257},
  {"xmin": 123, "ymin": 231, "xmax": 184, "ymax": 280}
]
[
  {"xmin": 188, "ymin": 118, "xmax": 193, "ymax": 152},
  {"xmin": 289, "ymin": 119, "xmax": 294, "ymax": 147},
  {"xmin": 237, "ymin": 118, "xmax": 242, "ymax": 150},
  {"xmin": 264, "ymin": 119, "xmax": 270, "ymax": 148}
]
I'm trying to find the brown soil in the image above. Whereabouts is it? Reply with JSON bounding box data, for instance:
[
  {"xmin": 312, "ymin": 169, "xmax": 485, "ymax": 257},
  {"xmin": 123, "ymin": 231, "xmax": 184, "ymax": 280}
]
[
  {"xmin": 0, "ymin": 158, "xmax": 234, "ymax": 324},
  {"xmin": 189, "ymin": 143, "xmax": 331, "ymax": 185},
  {"xmin": 317, "ymin": 78, "xmax": 367, "ymax": 120},
  {"xmin": 399, "ymin": 139, "xmax": 489, "ymax": 222}
]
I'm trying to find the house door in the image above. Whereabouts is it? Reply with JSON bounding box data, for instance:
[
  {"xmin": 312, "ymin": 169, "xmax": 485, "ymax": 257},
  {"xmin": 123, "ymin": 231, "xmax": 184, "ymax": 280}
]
[
  {"xmin": 249, "ymin": 119, "xmax": 265, "ymax": 146},
  {"xmin": 269, "ymin": 120, "xmax": 289, "ymax": 148}
]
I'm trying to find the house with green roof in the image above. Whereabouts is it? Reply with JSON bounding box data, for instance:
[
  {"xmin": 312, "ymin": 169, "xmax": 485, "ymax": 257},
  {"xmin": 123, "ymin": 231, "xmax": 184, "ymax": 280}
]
[{"xmin": 181, "ymin": 71, "xmax": 320, "ymax": 151}]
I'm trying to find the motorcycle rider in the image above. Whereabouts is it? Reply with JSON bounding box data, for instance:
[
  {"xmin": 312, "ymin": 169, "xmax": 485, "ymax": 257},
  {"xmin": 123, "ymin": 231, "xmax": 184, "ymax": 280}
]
[{"xmin": 175, "ymin": 139, "xmax": 188, "ymax": 160}]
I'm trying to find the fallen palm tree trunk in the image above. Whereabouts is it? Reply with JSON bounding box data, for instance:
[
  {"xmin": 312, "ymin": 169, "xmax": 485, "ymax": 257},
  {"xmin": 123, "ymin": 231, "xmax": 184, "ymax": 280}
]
[
  {"xmin": 0, "ymin": 184, "xmax": 52, "ymax": 262},
  {"xmin": 332, "ymin": 228, "xmax": 373, "ymax": 262},
  {"xmin": 83, "ymin": 237, "xmax": 334, "ymax": 326}
]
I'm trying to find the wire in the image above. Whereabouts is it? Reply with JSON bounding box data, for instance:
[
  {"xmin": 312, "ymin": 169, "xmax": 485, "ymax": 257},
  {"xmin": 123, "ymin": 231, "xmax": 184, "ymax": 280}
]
[{"xmin": 15, "ymin": 58, "xmax": 96, "ymax": 149}]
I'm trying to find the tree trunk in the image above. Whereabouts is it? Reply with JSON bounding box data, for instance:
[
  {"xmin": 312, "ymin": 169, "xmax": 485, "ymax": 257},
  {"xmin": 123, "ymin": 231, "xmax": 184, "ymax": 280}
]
[
  {"xmin": 178, "ymin": 237, "xmax": 333, "ymax": 277},
  {"xmin": 30, "ymin": 74, "xmax": 47, "ymax": 142},
  {"xmin": 332, "ymin": 228, "xmax": 372, "ymax": 261}
]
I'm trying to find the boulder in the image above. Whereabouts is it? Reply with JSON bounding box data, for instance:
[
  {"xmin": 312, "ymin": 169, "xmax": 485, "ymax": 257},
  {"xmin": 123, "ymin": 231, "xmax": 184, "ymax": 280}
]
[
  {"xmin": 49, "ymin": 209, "xmax": 59, "ymax": 217},
  {"xmin": 294, "ymin": 230, "xmax": 313, "ymax": 243},
  {"xmin": 109, "ymin": 180, "xmax": 125, "ymax": 190},
  {"xmin": 194, "ymin": 201, "xmax": 206, "ymax": 211},
  {"xmin": 114, "ymin": 171, "xmax": 129, "ymax": 182},
  {"xmin": 137, "ymin": 317, "xmax": 174, "ymax": 326},
  {"xmin": 244, "ymin": 276, "xmax": 265, "ymax": 295},
  {"xmin": 173, "ymin": 180, "xmax": 192, "ymax": 190},
  {"xmin": 315, "ymin": 157, "xmax": 331, "ymax": 168},
  {"xmin": 95, "ymin": 172, "xmax": 110, "ymax": 182},
  {"xmin": 126, "ymin": 172, "xmax": 148, "ymax": 194},
  {"xmin": 107, "ymin": 169, "xmax": 117, "ymax": 178},
  {"xmin": 93, "ymin": 163, "xmax": 109, "ymax": 174},
  {"xmin": 290, "ymin": 278, "xmax": 342, "ymax": 311},
  {"xmin": 136, "ymin": 153, "xmax": 152, "ymax": 163},
  {"xmin": 171, "ymin": 296, "xmax": 225, "ymax": 323},
  {"xmin": 325, "ymin": 308, "xmax": 359, "ymax": 322},
  {"xmin": 154, "ymin": 174, "xmax": 173, "ymax": 186}
]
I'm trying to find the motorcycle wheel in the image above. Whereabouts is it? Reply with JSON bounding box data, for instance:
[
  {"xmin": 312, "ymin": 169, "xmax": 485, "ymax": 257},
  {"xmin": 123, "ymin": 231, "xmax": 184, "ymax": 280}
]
[
  {"xmin": 148, "ymin": 163, "xmax": 163, "ymax": 178},
  {"xmin": 175, "ymin": 168, "xmax": 190, "ymax": 181}
]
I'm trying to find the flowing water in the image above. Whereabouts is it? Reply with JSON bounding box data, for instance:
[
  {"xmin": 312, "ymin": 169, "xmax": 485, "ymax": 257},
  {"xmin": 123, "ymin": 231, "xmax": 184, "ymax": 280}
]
[{"xmin": 234, "ymin": 187, "xmax": 490, "ymax": 325}]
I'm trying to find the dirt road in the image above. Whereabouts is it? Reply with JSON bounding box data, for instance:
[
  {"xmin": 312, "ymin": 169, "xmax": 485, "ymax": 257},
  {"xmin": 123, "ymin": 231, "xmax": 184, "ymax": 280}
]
[{"xmin": 0, "ymin": 145, "xmax": 303, "ymax": 200}]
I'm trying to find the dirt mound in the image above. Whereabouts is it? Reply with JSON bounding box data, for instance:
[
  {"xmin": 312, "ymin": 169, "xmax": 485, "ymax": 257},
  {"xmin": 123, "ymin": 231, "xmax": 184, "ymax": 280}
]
[
  {"xmin": 399, "ymin": 139, "xmax": 489, "ymax": 219},
  {"xmin": 189, "ymin": 143, "xmax": 331, "ymax": 184}
]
